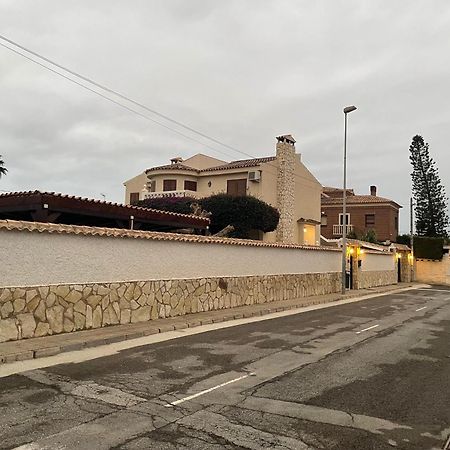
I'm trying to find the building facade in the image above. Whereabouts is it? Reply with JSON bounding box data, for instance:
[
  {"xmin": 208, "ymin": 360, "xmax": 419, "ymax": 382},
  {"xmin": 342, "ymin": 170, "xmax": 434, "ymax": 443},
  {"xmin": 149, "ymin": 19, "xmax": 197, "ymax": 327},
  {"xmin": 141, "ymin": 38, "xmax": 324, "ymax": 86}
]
[
  {"xmin": 320, "ymin": 186, "xmax": 402, "ymax": 243},
  {"xmin": 124, "ymin": 135, "xmax": 322, "ymax": 245}
]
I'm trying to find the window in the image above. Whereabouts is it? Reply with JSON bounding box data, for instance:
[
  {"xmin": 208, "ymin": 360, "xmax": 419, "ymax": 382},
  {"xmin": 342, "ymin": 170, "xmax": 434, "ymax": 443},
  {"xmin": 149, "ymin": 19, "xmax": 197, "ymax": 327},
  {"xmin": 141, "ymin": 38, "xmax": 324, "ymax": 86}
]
[
  {"xmin": 227, "ymin": 179, "xmax": 247, "ymax": 196},
  {"xmin": 129, "ymin": 192, "xmax": 140, "ymax": 204},
  {"xmin": 321, "ymin": 215, "xmax": 327, "ymax": 226},
  {"xmin": 163, "ymin": 179, "xmax": 177, "ymax": 191},
  {"xmin": 338, "ymin": 213, "xmax": 350, "ymax": 225},
  {"xmin": 147, "ymin": 179, "xmax": 156, "ymax": 192},
  {"xmin": 184, "ymin": 180, "xmax": 197, "ymax": 191},
  {"xmin": 365, "ymin": 214, "xmax": 375, "ymax": 226}
]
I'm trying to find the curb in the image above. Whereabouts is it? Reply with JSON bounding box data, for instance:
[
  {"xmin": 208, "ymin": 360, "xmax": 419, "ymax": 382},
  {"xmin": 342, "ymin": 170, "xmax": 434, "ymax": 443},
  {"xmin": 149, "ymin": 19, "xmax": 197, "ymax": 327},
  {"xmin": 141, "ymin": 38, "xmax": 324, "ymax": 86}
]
[{"xmin": 0, "ymin": 283, "xmax": 420, "ymax": 365}]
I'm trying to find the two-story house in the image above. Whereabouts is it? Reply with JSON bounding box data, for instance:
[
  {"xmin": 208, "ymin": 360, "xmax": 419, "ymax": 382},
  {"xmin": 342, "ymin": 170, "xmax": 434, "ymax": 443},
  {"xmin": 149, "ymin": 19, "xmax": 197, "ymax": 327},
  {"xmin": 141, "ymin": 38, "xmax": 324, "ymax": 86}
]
[
  {"xmin": 320, "ymin": 186, "xmax": 402, "ymax": 242},
  {"xmin": 124, "ymin": 135, "xmax": 322, "ymax": 245}
]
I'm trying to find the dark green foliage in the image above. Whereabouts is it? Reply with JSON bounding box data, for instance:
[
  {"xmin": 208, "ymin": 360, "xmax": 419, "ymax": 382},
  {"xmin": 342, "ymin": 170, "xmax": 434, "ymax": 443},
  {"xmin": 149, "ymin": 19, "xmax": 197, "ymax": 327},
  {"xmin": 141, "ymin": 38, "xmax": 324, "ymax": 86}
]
[
  {"xmin": 347, "ymin": 230, "xmax": 358, "ymax": 239},
  {"xmin": 0, "ymin": 155, "xmax": 7, "ymax": 178},
  {"xmin": 414, "ymin": 236, "xmax": 444, "ymax": 260},
  {"xmin": 396, "ymin": 234, "xmax": 411, "ymax": 245},
  {"xmin": 200, "ymin": 194, "xmax": 279, "ymax": 238},
  {"xmin": 409, "ymin": 135, "xmax": 449, "ymax": 237},
  {"xmin": 348, "ymin": 229, "xmax": 378, "ymax": 243},
  {"xmin": 135, "ymin": 193, "xmax": 280, "ymax": 239},
  {"xmin": 135, "ymin": 196, "xmax": 196, "ymax": 214},
  {"xmin": 360, "ymin": 228, "xmax": 378, "ymax": 243}
]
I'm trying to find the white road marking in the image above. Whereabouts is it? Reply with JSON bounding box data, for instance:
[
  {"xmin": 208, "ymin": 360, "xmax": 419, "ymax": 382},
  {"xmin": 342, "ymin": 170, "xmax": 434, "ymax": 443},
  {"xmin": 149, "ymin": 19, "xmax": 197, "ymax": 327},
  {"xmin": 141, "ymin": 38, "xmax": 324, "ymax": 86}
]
[
  {"xmin": 356, "ymin": 324, "xmax": 380, "ymax": 334},
  {"xmin": 415, "ymin": 306, "xmax": 427, "ymax": 312},
  {"xmin": 164, "ymin": 373, "xmax": 254, "ymax": 407}
]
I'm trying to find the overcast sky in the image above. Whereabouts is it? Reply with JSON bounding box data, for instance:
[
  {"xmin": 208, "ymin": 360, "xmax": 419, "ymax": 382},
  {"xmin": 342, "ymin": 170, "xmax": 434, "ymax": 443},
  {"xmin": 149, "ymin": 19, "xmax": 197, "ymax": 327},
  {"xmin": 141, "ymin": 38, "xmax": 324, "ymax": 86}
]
[{"xmin": 0, "ymin": 1, "xmax": 449, "ymax": 233}]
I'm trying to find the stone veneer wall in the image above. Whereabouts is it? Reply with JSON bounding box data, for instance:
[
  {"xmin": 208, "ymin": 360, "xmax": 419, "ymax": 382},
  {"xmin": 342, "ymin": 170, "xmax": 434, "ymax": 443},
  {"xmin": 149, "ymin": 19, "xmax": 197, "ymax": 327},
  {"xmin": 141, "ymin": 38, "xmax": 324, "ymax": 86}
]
[
  {"xmin": 357, "ymin": 270, "xmax": 397, "ymax": 289},
  {"xmin": 0, "ymin": 273, "xmax": 340, "ymax": 342},
  {"xmin": 275, "ymin": 138, "xmax": 296, "ymax": 244}
]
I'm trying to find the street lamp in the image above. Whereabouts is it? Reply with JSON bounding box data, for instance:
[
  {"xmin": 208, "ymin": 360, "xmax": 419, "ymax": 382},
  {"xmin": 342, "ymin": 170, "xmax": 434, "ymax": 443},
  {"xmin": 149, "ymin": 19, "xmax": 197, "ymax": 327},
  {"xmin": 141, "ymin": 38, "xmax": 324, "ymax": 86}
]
[{"xmin": 341, "ymin": 105, "xmax": 357, "ymax": 294}]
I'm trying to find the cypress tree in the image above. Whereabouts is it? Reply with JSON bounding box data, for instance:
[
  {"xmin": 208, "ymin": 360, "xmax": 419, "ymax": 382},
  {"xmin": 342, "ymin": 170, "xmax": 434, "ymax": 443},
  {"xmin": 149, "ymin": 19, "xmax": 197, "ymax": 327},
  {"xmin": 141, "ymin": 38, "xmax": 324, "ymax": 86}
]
[{"xmin": 409, "ymin": 135, "xmax": 449, "ymax": 237}]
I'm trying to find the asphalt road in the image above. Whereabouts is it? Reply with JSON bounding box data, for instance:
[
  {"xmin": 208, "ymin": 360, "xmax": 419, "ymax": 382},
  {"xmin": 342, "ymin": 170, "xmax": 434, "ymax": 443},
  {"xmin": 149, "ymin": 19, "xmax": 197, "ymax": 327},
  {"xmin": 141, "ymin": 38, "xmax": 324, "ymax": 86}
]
[{"xmin": 1, "ymin": 286, "xmax": 449, "ymax": 450}]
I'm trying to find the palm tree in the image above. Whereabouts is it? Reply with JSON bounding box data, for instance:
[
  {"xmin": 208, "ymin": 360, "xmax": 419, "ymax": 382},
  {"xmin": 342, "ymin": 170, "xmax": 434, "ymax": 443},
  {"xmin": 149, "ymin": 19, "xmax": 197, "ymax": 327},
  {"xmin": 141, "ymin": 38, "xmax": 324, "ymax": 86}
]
[{"xmin": 0, "ymin": 155, "xmax": 7, "ymax": 178}]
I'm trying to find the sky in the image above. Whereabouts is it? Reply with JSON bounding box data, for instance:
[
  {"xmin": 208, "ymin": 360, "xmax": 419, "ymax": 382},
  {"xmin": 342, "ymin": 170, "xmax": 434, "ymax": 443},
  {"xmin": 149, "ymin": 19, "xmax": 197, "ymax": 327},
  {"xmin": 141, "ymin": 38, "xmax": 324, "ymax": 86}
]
[{"xmin": 0, "ymin": 0, "xmax": 449, "ymax": 234}]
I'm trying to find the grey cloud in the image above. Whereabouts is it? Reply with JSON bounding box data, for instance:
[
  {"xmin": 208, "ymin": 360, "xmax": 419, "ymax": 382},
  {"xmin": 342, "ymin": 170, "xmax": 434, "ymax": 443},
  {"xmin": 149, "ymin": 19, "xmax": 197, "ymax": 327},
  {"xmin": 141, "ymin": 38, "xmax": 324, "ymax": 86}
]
[{"xmin": 0, "ymin": 0, "xmax": 449, "ymax": 232}]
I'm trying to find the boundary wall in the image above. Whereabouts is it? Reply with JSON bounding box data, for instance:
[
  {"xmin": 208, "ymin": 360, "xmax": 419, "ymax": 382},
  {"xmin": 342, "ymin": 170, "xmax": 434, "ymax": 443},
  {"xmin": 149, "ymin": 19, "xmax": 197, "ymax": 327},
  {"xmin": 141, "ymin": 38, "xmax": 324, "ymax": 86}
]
[
  {"xmin": 0, "ymin": 221, "xmax": 396, "ymax": 342},
  {"xmin": 415, "ymin": 254, "xmax": 450, "ymax": 285}
]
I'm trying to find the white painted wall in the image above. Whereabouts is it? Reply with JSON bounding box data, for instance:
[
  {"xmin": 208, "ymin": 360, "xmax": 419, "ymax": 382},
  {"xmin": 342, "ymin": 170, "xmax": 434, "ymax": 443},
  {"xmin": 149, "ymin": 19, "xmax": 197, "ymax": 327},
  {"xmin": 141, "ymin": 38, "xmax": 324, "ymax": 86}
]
[
  {"xmin": 360, "ymin": 252, "xmax": 396, "ymax": 272},
  {"xmin": 0, "ymin": 230, "xmax": 342, "ymax": 287}
]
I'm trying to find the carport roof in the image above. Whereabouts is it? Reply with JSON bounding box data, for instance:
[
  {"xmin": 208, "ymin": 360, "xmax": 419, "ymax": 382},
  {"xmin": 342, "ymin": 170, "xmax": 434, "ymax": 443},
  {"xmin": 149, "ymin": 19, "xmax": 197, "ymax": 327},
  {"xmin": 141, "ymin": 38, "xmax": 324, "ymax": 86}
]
[{"xmin": 0, "ymin": 191, "xmax": 209, "ymax": 231}]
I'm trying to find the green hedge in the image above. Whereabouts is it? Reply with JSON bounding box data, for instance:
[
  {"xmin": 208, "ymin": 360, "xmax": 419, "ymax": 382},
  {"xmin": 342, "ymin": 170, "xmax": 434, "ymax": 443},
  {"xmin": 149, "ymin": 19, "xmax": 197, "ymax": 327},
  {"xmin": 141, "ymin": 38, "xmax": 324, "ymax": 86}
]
[{"xmin": 414, "ymin": 236, "xmax": 444, "ymax": 260}]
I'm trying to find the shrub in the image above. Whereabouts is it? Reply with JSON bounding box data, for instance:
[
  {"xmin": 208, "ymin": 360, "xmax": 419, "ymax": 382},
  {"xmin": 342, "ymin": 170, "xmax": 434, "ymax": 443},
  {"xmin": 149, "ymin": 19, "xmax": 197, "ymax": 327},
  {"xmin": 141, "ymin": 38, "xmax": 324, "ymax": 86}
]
[
  {"xmin": 200, "ymin": 194, "xmax": 279, "ymax": 239},
  {"xmin": 396, "ymin": 234, "xmax": 411, "ymax": 245},
  {"xmin": 414, "ymin": 236, "xmax": 444, "ymax": 260},
  {"xmin": 135, "ymin": 196, "xmax": 196, "ymax": 215}
]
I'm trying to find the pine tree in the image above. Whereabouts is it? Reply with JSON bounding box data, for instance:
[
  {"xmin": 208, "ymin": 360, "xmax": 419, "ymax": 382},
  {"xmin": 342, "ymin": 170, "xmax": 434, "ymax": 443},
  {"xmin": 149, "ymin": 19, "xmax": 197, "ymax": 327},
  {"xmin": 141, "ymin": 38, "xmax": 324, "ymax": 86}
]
[{"xmin": 409, "ymin": 135, "xmax": 449, "ymax": 237}]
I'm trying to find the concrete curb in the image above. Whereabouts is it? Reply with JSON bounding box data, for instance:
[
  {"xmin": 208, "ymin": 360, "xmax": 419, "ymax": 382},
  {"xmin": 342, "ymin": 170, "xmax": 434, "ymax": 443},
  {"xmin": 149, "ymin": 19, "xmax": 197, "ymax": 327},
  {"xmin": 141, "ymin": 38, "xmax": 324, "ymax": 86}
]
[{"xmin": 0, "ymin": 283, "xmax": 424, "ymax": 365}]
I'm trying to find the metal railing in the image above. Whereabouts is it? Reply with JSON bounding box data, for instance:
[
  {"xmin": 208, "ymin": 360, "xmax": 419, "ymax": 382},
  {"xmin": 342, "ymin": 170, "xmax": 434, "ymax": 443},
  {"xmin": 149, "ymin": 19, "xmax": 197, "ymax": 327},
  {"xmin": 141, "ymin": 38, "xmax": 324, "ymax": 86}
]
[{"xmin": 332, "ymin": 224, "xmax": 354, "ymax": 236}]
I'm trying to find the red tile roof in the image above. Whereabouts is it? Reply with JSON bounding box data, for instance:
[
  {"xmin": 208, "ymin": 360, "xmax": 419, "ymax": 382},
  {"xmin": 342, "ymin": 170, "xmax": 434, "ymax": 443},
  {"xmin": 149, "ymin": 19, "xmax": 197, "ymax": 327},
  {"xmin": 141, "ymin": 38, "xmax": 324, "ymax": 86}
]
[
  {"xmin": 145, "ymin": 156, "xmax": 276, "ymax": 174},
  {"xmin": 322, "ymin": 194, "xmax": 401, "ymax": 208},
  {"xmin": 202, "ymin": 156, "xmax": 276, "ymax": 172},
  {"xmin": 0, "ymin": 219, "xmax": 341, "ymax": 251},
  {"xmin": 145, "ymin": 163, "xmax": 199, "ymax": 173}
]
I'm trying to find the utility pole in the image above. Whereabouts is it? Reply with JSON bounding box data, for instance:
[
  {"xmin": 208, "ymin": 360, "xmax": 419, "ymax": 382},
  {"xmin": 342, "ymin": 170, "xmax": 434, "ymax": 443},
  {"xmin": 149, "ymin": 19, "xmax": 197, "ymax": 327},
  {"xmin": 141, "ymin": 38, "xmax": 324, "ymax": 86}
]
[
  {"xmin": 410, "ymin": 197, "xmax": 414, "ymax": 281},
  {"xmin": 341, "ymin": 105, "xmax": 357, "ymax": 294}
]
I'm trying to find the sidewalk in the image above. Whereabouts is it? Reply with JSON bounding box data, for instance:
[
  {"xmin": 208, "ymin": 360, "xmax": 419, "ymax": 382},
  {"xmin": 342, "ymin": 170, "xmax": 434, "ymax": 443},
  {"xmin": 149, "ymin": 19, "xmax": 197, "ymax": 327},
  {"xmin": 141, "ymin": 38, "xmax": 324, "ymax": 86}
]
[{"xmin": 0, "ymin": 283, "xmax": 418, "ymax": 364}]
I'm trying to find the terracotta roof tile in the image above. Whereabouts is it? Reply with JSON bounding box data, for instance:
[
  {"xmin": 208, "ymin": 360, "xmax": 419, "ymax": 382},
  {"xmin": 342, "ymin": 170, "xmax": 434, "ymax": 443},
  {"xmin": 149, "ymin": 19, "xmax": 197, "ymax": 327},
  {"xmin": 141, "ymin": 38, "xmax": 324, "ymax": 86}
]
[
  {"xmin": 0, "ymin": 219, "xmax": 340, "ymax": 252},
  {"xmin": 322, "ymin": 194, "xmax": 401, "ymax": 208},
  {"xmin": 145, "ymin": 156, "xmax": 277, "ymax": 174},
  {"xmin": 145, "ymin": 163, "xmax": 199, "ymax": 173},
  {"xmin": 201, "ymin": 156, "xmax": 276, "ymax": 172}
]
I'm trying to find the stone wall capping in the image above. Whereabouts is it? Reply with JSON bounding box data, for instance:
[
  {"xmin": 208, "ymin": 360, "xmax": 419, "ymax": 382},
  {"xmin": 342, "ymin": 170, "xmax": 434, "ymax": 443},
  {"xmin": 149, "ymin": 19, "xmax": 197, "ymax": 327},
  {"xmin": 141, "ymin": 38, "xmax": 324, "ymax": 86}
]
[{"xmin": 0, "ymin": 219, "xmax": 341, "ymax": 252}]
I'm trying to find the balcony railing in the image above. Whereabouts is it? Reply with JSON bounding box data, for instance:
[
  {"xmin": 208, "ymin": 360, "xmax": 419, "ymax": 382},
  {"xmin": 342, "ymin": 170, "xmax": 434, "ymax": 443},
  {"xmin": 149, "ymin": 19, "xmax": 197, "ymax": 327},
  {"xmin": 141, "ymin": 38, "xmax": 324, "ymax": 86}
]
[
  {"xmin": 143, "ymin": 190, "xmax": 199, "ymax": 199},
  {"xmin": 332, "ymin": 224, "xmax": 354, "ymax": 236}
]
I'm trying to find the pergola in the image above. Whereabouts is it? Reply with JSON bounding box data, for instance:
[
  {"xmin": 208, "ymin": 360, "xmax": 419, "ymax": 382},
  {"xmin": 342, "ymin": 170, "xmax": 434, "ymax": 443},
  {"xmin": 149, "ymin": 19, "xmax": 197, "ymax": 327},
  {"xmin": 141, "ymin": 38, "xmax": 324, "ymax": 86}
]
[{"xmin": 0, "ymin": 191, "xmax": 209, "ymax": 232}]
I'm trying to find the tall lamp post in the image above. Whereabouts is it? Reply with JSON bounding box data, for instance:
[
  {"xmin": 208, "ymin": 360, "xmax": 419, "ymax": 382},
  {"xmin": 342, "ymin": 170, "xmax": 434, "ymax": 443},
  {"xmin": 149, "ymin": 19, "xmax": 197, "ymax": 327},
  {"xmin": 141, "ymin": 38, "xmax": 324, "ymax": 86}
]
[{"xmin": 341, "ymin": 105, "xmax": 357, "ymax": 294}]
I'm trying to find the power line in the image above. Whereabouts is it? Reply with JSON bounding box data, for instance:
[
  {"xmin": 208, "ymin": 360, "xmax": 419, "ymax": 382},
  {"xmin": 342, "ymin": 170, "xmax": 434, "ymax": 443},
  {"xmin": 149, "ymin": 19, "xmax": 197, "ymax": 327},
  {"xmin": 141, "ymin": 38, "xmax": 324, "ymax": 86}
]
[
  {"xmin": 0, "ymin": 35, "xmax": 322, "ymax": 188},
  {"xmin": 0, "ymin": 42, "xmax": 236, "ymax": 161},
  {"xmin": 0, "ymin": 33, "xmax": 248, "ymax": 160}
]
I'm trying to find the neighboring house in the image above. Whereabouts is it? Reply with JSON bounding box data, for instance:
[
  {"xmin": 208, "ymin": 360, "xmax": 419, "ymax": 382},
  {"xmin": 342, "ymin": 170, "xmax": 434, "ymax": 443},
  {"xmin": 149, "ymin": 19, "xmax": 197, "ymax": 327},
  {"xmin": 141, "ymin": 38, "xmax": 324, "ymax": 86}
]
[
  {"xmin": 124, "ymin": 135, "xmax": 322, "ymax": 245},
  {"xmin": 320, "ymin": 186, "xmax": 402, "ymax": 242}
]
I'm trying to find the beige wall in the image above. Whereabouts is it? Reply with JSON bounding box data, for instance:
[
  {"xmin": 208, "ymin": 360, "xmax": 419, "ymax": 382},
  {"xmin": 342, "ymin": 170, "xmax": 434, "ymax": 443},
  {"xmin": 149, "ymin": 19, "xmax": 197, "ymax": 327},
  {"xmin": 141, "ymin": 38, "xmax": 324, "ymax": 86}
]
[
  {"xmin": 146, "ymin": 172, "xmax": 199, "ymax": 194},
  {"xmin": 183, "ymin": 154, "xmax": 226, "ymax": 170},
  {"xmin": 415, "ymin": 255, "xmax": 450, "ymax": 285},
  {"xmin": 123, "ymin": 172, "xmax": 147, "ymax": 203}
]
